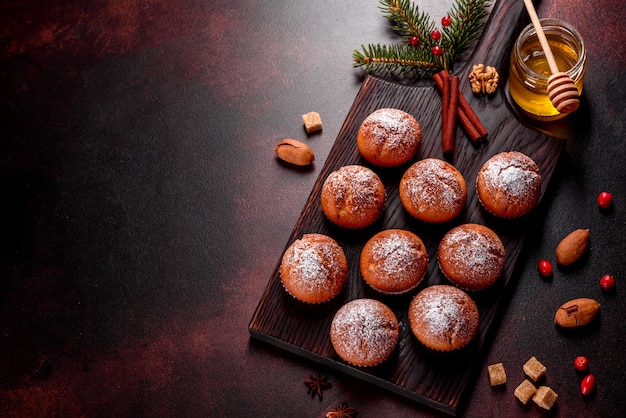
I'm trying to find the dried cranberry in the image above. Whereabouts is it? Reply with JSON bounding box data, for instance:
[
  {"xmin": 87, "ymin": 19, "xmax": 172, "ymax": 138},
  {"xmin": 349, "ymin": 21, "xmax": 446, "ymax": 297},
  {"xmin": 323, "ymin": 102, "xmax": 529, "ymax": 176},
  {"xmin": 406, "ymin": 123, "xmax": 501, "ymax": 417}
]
[
  {"xmin": 597, "ymin": 191, "xmax": 613, "ymax": 209},
  {"xmin": 581, "ymin": 374, "xmax": 595, "ymax": 396},
  {"xmin": 600, "ymin": 274, "xmax": 615, "ymax": 291},
  {"xmin": 574, "ymin": 356, "xmax": 588, "ymax": 372},
  {"xmin": 538, "ymin": 259, "xmax": 553, "ymax": 277}
]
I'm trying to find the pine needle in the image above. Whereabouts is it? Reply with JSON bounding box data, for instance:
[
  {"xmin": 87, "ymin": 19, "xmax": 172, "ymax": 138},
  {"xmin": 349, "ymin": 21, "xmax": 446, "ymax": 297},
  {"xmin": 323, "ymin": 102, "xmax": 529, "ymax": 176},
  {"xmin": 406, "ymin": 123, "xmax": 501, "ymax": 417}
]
[{"xmin": 353, "ymin": 0, "xmax": 491, "ymax": 76}]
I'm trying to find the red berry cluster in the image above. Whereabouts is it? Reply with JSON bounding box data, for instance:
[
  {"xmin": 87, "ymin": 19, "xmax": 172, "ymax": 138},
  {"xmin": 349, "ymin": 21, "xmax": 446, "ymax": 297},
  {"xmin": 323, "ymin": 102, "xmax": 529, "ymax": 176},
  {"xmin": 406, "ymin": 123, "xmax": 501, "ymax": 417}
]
[
  {"xmin": 406, "ymin": 15, "xmax": 452, "ymax": 56},
  {"xmin": 411, "ymin": 16, "xmax": 451, "ymax": 57},
  {"xmin": 573, "ymin": 356, "xmax": 595, "ymax": 396}
]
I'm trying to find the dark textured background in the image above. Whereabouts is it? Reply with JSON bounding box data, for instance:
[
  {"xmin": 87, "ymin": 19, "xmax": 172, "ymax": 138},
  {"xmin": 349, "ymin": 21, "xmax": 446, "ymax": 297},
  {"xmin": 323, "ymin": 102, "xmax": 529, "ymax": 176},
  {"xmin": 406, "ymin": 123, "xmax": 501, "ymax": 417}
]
[{"xmin": 1, "ymin": 0, "xmax": 625, "ymax": 417}]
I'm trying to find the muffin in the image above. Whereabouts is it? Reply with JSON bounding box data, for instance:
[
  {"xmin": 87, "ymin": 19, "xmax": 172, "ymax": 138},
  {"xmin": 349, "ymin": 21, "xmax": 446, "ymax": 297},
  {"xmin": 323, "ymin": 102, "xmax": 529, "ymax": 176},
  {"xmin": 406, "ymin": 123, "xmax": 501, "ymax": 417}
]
[
  {"xmin": 408, "ymin": 285, "xmax": 479, "ymax": 351},
  {"xmin": 476, "ymin": 151, "xmax": 542, "ymax": 218},
  {"xmin": 280, "ymin": 233, "xmax": 348, "ymax": 304},
  {"xmin": 360, "ymin": 229, "xmax": 428, "ymax": 294},
  {"xmin": 399, "ymin": 158, "xmax": 467, "ymax": 223},
  {"xmin": 357, "ymin": 108, "xmax": 422, "ymax": 167},
  {"xmin": 321, "ymin": 165, "xmax": 386, "ymax": 229},
  {"xmin": 330, "ymin": 298, "xmax": 399, "ymax": 367},
  {"xmin": 437, "ymin": 223, "xmax": 505, "ymax": 291}
]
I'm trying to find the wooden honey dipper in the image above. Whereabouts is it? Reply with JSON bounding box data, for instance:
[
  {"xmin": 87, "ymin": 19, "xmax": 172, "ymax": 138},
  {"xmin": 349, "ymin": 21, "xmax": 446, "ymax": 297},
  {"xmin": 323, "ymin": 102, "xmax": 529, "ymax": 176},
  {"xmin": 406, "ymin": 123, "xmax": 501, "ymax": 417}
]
[{"xmin": 523, "ymin": 0, "xmax": 580, "ymax": 114}]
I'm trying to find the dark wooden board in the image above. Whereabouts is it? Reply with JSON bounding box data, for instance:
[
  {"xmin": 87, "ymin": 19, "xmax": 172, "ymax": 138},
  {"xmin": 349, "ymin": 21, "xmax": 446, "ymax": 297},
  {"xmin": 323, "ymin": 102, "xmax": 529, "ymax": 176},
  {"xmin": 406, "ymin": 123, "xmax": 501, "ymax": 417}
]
[{"xmin": 249, "ymin": 0, "xmax": 564, "ymax": 415}]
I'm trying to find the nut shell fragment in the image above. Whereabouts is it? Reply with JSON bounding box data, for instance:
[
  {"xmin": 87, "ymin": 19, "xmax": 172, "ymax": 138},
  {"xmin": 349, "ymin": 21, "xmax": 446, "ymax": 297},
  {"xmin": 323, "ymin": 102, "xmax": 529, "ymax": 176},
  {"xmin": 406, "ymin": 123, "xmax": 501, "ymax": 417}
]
[
  {"xmin": 554, "ymin": 298, "xmax": 600, "ymax": 328},
  {"xmin": 555, "ymin": 228, "xmax": 589, "ymax": 265},
  {"xmin": 274, "ymin": 139, "xmax": 315, "ymax": 166}
]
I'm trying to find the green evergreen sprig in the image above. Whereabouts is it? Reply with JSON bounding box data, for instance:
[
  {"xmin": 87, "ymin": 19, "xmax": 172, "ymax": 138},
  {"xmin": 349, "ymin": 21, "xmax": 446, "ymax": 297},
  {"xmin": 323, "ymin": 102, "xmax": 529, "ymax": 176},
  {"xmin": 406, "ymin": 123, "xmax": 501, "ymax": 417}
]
[
  {"xmin": 352, "ymin": 44, "xmax": 439, "ymax": 77},
  {"xmin": 353, "ymin": 0, "xmax": 491, "ymax": 77}
]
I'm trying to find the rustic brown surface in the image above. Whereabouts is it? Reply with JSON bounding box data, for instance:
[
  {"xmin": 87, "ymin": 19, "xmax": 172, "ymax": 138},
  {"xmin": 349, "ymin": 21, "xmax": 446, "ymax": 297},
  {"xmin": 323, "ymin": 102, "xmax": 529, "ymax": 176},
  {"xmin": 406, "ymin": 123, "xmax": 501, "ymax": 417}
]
[{"xmin": 1, "ymin": 0, "xmax": 625, "ymax": 417}]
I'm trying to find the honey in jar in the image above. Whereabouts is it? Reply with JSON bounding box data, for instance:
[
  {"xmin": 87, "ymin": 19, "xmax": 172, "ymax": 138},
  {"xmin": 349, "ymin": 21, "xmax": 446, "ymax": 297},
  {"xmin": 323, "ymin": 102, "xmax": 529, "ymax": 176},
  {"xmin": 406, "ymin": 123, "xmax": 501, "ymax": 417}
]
[{"xmin": 509, "ymin": 18, "xmax": 587, "ymax": 121}]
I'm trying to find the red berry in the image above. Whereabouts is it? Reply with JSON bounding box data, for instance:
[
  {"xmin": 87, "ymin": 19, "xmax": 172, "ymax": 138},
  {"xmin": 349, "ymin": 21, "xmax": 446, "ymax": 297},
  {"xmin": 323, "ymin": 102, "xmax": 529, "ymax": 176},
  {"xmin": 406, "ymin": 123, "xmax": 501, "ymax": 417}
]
[
  {"xmin": 538, "ymin": 259, "xmax": 553, "ymax": 277},
  {"xmin": 574, "ymin": 356, "xmax": 588, "ymax": 371},
  {"xmin": 431, "ymin": 45, "xmax": 442, "ymax": 56},
  {"xmin": 581, "ymin": 374, "xmax": 595, "ymax": 396},
  {"xmin": 442, "ymin": 16, "xmax": 452, "ymax": 27},
  {"xmin": 409, "ymin": 35, "xmax": 419, "ymax": 46},
  {"xmin": 430, "ymin": 30, "xmax": 441, "ymax": 41},
  {"xmin": 597, "ymin": 191, "xmax": 613, "ymax": 209},
  {"xmin": 600, "ymin": 274, "xmax": 615, "ymax": 291}
]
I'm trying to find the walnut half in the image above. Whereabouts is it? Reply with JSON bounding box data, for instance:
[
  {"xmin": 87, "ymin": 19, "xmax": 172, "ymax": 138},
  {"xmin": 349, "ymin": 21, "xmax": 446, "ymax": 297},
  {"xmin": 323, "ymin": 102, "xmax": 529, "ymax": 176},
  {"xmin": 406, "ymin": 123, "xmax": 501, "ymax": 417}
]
[{"xmin": 469, "ymin": 64, "xmax": 499, "ymax": 94}]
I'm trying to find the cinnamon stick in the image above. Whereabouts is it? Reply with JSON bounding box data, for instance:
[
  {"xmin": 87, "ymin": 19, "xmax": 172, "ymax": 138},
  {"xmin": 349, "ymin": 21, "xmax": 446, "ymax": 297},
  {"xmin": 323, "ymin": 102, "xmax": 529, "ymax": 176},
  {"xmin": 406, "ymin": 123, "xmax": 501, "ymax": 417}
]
[
  {"xmin": 459, "ymin": 92, "xmax": 487, "ymax": 142},
  {"xmin": 433, "ymin": 70, "xmax": 487, "ymax": 143},
  {"xmin": 441, "ymin": 71, "xmax": 451, "ymax": 155},
  {"xmin": 456, "ymin": 108, "xmax": 481, "ymax": 141},
  {"xmin": 443, "ymin": 75, "xmax": 459, "ymax": 156}
]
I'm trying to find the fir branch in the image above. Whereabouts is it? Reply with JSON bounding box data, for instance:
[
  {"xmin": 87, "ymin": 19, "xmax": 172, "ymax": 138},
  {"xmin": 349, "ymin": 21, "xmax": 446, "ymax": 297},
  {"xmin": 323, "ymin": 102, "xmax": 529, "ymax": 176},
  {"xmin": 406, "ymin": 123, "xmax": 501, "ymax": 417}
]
[
  {"xmin": 441, "ymin": 0, "xmax": 491, "ymax": 69},
  {"xmin": 353, "ymin": 0, "xmax": 491, "ymax": 77},
  {"xmin": 381, "ymin": 0, "xmax": 436, "ymax": 47},
  {"xmin": 353, "ymin": 43, "xmax": 438, "ymax": 77}
]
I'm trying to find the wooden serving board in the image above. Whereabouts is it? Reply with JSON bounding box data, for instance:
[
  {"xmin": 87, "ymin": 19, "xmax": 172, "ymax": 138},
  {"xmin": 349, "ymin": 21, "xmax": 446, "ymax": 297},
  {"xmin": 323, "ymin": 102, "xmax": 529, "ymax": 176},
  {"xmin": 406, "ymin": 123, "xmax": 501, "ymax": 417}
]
[{"xmin": 249, "ymin": 0, "xmax": 564, "ymax": 415}]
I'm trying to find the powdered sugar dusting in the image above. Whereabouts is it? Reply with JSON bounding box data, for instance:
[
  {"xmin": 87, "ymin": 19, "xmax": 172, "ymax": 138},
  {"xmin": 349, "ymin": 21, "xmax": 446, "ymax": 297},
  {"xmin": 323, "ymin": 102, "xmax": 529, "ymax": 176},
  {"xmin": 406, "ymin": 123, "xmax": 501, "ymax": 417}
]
[
  {"xmin": 410, "ymin": 286, "xmax": 478, "ymax": 348},
  {"xmin": 480, "ymin": 152, "xmax": 541, "ymax": 202},
  {"xmin": 330, "ymin": 298, "xmax": 398, "ymax": 365},
  {"xmin": 421, "ymin": 292, "xmax": 462, "ymax": 336},
  {"xmin": 402, "ymin": 159, "xmax": 466, "ymax": 217},
  {"xmin": 360, "ymin": 108, "xmax": 421, "ymax": 152},
  {"xmin": 439, "ymin": 224, "xmax": 505, "ymax": 289},
  {"xmin": 325, "ymin": 165, "xmax": 384, "ymax": 215},
  {"xmin": 370, "ymin": 232, "xmax": 418, "ymax": 274},
  {"xmin": 364, "ymin": 230, "xmax": 427, "ymax": 291},
  {"xmin": 281, "ymin": 234, "xmax": 346, "ymax": 298}
]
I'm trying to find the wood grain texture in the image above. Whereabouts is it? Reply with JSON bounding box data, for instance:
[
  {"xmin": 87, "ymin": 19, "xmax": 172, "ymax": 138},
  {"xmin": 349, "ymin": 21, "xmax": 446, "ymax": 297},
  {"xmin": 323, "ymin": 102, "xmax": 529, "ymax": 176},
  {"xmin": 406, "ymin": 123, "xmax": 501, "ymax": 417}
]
[{"xmin": 250, "ymin": 0, "xmax": 563, "ymax": 415}]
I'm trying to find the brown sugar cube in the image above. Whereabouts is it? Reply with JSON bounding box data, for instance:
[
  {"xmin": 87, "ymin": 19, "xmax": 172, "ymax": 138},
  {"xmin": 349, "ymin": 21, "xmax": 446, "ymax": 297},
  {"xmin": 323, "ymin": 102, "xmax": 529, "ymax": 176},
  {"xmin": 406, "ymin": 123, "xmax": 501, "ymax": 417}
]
[
  {"xmin": 514, "ymin": 379, "xmax": 537, "ymax": 405},
  {"xmin": 487, "ymin": 363, "xmax": 507, "ymax": 386},
  {"xmin": 523, "ymin": 356, "xmax": 546, "ymax": 382},
  {"xmin": 533, "ymin": 386, "xmax": 558, "ymax": 410},
  {"xmin": 302, "ymin": 112, "xmax": 323, "ymax": 133}
]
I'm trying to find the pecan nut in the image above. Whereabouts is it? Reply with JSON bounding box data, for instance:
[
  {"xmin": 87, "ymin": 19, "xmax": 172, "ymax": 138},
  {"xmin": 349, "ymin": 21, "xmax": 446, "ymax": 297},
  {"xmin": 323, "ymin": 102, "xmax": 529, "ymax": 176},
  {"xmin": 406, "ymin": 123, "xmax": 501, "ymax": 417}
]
[
  {"xmin": 274, "ymin": 139, "xmax": 315, "ymax": 166},
  {"xmin": 554, "ymin": 298, "xmax": 600, "ymax": 327}
]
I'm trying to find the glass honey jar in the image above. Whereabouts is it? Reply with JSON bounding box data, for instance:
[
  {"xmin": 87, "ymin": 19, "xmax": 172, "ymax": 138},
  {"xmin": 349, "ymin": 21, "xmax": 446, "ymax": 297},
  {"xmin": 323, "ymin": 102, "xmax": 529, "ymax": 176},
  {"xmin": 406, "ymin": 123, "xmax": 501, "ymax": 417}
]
[{"xmin": 509, "ymin": 18, "xmax": 587, "ymax": 121}]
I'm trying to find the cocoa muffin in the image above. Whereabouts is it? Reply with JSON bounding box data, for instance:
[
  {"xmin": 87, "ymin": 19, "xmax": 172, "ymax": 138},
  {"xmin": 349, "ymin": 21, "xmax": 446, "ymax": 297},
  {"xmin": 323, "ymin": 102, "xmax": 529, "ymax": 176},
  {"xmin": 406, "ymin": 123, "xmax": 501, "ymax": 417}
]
[
  {"xmin": 408, "ymin": 285, "xmax": 479, "ymax": 351},
  {"xmin": 321, "ymin": 165, "xmax": 386, "ymax": 229},
  {"xmin": 280, "ymin": 233, "xmax": 348, "ymax": 304},
  {"xmin": 360, "ymin": 229, "xmax": 428, "ymax": 294},
  {"xmin": 399, "ymin": 158, "xmax": 467, "ymax": 223},
  {"xmin": 357, "ymin": 108, "xmax": 422, "ymax": 167},
  {"xmin": 476, "ymin": 151, "xmax": 542, "ymax": 218},
  {"xmin": 330, "ymin": 298, "xmax": 399, "ymax": 367},
  {"xmin": 437, "ymin": 223, "xmax": 505, "ymax": 291}
]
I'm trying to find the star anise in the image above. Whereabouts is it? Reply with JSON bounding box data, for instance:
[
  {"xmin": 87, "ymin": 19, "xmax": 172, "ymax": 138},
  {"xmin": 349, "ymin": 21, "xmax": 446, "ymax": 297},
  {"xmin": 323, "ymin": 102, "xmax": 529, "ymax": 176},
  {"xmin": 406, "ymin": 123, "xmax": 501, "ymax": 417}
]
[
  {"xmin": 325, "ymin": 401, "xmax": 358, "ymax": 418},
  {"xmin": 304, "ymin": 372, "xmax": 332, "ymax": 400}
]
